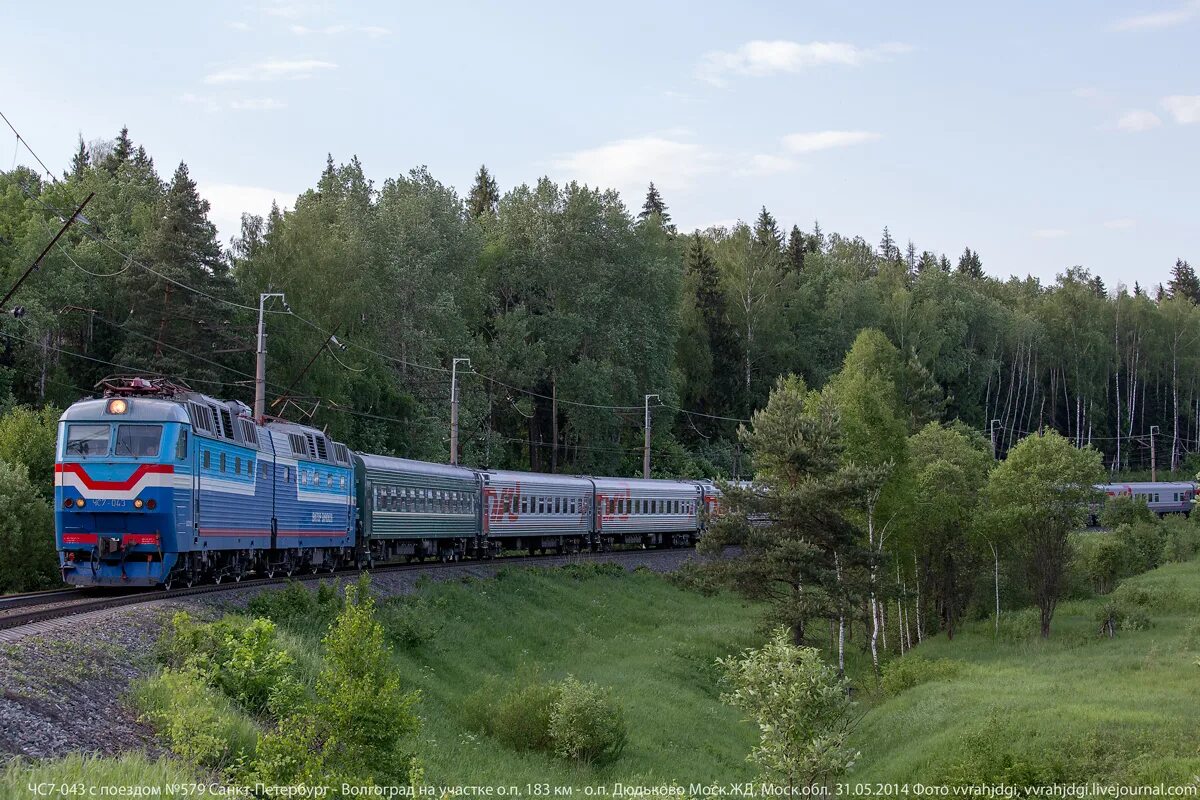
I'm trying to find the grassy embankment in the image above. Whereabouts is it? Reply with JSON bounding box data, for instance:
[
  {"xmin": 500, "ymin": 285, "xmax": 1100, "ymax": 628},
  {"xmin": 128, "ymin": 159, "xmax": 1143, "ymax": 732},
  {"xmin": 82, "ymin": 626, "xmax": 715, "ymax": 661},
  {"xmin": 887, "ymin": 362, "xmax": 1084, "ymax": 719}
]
[{"xmin": 4, "ymin": 556, "xmax": 1200, "ymax": 791}]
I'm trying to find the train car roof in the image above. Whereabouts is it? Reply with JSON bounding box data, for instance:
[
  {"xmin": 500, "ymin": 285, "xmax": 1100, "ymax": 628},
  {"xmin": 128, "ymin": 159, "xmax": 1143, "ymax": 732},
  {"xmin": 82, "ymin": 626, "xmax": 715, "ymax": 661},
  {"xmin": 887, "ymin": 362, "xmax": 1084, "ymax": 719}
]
[
  {"xmin": 590, "ymin": 476, "xmax": 702, "ymax": 493},
  {"xmin": 355, "ymin": 452, "xmax": 478, "ymax": 481},
  {"xmin": 60, "ymin": 396, "xmax": 190, "ymax": 423},
  {"xmin": 1098, "ymin": 481, "xmax": 1195, "ymax": 490},
  {"xmin": 483, "ymin": 469, "xmax": 594, "ymax": 488}
]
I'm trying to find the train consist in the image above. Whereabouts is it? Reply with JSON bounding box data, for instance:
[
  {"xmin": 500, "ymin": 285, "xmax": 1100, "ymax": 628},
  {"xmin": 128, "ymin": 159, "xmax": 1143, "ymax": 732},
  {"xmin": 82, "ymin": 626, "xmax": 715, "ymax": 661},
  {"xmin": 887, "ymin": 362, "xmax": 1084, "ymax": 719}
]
[
  {"xmin": 54, "ymin": 378, "xmax": 720, "ymax": 588},
  {"xmin": 1090, "ymin": 481, "xmax": 1195, "ymax": 524}
]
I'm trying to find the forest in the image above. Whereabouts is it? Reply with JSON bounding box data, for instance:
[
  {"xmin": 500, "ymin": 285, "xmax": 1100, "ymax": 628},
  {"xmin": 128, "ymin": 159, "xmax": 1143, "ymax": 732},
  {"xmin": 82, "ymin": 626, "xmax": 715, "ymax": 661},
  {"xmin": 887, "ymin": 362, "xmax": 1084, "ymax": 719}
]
[{"xmin": 0, "ymin": 126, "xmax": 1197, "ymax": 480}]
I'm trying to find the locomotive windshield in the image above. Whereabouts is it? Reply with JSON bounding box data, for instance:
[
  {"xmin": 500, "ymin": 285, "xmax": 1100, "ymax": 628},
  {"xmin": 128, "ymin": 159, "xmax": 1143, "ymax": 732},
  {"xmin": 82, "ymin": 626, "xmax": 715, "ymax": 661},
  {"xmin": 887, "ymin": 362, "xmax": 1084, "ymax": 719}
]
[
  {"xmin": 114, "ymin": 424, "xmax": 163, "ymax": 457},
  {"xmin": 65, "ymin": 423, "xmax": 110, "ymax": 457}
]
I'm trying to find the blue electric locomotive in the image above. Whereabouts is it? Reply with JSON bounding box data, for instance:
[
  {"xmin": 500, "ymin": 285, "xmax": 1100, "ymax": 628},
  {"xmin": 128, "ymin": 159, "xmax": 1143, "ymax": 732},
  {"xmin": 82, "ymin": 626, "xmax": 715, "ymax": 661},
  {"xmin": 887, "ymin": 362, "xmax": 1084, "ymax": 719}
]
[{"xmin": 56, "ymin": 377, "xmax": 357, "ymax": 587}]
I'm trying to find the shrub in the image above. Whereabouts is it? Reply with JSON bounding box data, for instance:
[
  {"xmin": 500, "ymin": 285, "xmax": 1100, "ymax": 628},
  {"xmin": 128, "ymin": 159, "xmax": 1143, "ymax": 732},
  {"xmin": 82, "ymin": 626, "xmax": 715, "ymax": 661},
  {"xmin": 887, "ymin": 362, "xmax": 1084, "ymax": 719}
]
[
  {"xmin": 472, "ymin": 680, "xmax": 560, "ymax": 754},
  {"xmin": 379, "ymin": 594, "xmax": 445, "ymax": 649},
  {"xmin": 880, "ymin": 657, "xmax": 964, "ymax": 695},
  {"xmin": 247, "ymin": 579, "xmax": 345, "ymax": 636},
  {"xmin": 1095, "ymin": 601, "xmax": 1152, "ymax": 638},
  {"xmin": 1100, "ymin": 494, "xmax": 1156, "ymax": 529},
  {"xmin": 0, "ymin": 405, "xmax": 60, "ymax": 497},
  {"xmin": 1161, "ymin": 515, "xmax": 1200, "ymax": 563},
  {"xmin": 133, "ymin": 668, "xmax": 258, "ymax": 769},
  {"xmin": 159, "ymin": 612, "xmax": 295, "ymax": 715},
  {"xmin": 718, "ymin": 627, "xmax": 858, "ymax": 789},
  {"xmin": 247, "ymin": 581, "xmax": 421, "ymax": 790},
  {"xmin": 1072, "ymin": 533, "xmax": 1130, "ymax": 595},
  {"xmin": 548, "ymin": 676, "xmax": 628, "ymax": 766},
  {"xmin": 1115, "ymin": 521, "xmax": 1167, "ymax": 574},
  {"xmin": 0, "ymin": 459, "xmax": 57, "ymax": 593}
]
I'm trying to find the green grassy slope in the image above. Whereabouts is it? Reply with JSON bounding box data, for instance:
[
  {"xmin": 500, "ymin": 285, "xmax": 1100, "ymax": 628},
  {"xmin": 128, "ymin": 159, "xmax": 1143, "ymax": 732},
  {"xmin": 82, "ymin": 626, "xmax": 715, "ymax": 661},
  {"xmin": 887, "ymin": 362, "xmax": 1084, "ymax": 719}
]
[{"xmin": 850, "ymin": 560, "xmax": 1200, "ymax": 785}]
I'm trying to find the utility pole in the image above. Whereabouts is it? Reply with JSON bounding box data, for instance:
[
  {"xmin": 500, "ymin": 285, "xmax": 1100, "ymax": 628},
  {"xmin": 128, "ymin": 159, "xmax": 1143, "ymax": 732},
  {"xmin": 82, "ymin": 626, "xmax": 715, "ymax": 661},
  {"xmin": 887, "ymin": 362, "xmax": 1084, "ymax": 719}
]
[
  {"xmin": 254, "ymin": 292, "xmax": 288, "ymax": 423},
  {"xmin": 1150, "ymin": 425, "xmax": 1160, "ymax": 481},
  {"xmin": 450, "ymin": 357, "xmax": 471, "ymax": 465},
  {"xmin": 643, "ymin": 393, "xmax": 660, "ymax": 478},
  {"xmin": 990, "ymin": 419, "xmax": 1001, "ymax": 460}
]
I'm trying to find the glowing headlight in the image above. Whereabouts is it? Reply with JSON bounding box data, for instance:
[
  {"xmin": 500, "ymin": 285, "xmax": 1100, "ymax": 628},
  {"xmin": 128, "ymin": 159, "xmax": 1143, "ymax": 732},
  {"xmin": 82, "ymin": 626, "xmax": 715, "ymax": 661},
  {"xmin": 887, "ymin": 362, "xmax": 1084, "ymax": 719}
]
[
  {"xmin": 107, "ymin": 398, "xmax": 128, "ymax": 415},
  {"xmin": 74, "ymin": 498, "xmax": 85, "ymax": 508},
  {"xmin": 134, "ymin": 498, "xmax": 144, "ymax": 509}
]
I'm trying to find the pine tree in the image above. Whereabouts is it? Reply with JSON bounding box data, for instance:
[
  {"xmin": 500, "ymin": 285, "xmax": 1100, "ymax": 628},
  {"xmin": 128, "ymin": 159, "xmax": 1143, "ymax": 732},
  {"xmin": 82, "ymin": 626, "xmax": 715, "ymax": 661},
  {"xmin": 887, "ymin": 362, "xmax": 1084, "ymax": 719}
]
[
  {"xmin": 467, "ymin": 164, "xmax": 499, "ymax": 218},
  {"xmin": 102, "ymin": 126, "xmax": 133, "ymax": 174},
  {"xmin": 68, "ymin": 136, "xmax": 89, "ymax": 179},
  {"xmin": 785, "ymin": 225, "xmax": 806, "ymax": 273},
  {"xmin": 956, "ymin": 247, "xmax": 983, "ymax": 279},
  {"xmin": 638, "ymin": 182, "xmax": 673, "ymax": 230},
  {"xmin": 1168, "ymin": 258, "xmax": 1200, "ymax": 304}
]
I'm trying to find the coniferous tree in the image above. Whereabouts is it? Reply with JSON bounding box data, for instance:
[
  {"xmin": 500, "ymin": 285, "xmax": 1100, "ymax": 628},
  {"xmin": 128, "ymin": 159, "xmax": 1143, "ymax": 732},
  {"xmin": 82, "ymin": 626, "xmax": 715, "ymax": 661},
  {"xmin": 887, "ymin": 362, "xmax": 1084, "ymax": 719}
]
[
  {"xmin": 638, "ymin": 182, "xmax": 673, "ymax": 232},
  {"xmin": 808, "ymin": 219, "xmax": 824, "ymax": 253},
  {"xmin": 956, "ymin": 247, "xmax": 983, "ymax": 278},
  {"xmin": 467, "ymin": 164, "xmax": 499, "ymax": 218},
  {"xmin": 68, "ymin": 136, "xmax": 89, "ymax": 179},
  {"xmin": 102, "ymin": 126, "xmax": 133, "ymax": 174},
  {"xmin": 1134, "ymin": 281, "xmax": 1144, "ymax": 297},
  {"xmin": 785, "ymin": 225, "xmax": 806, "ymax": 273},
  {"xmin": 938, "ymin": 254, "xmax": 952, "ymax": 272},
  {"xmin": 878, "ymin": 226, "xmax": 899, "ymax": 262},
  {"xmin": 752, "ymin": 207, "xmax": 783, "ymax": 254},
  {"xmin": 916, "ymin": 250, "xmax": 939, "ymax": 274},
  {"xmin": 1168, "ymin": 258, "xmax": 1200, "ymax": 304},
  {"xmin": 905, "ymin": 240, "xmax": 917, "ymax": 273}
]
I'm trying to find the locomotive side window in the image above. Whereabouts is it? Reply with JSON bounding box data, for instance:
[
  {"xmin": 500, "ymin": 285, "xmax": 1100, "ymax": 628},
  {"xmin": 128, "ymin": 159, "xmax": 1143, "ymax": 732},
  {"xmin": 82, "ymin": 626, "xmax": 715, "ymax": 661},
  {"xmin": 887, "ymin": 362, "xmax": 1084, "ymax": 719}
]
[
  {"xmin": 176, "ymin": 430, "xmax": 189, "ymax": 461},
  {"xmin": 219, "ymin": 453, "xmax": 227, "ymax": 473},
  {"xmin": 66, "ymin": 424, "xmax": 110, "ymax": 457},
  {"xmin": 203, "ymin": 450, "xmax": 211, "ymax": 470}
]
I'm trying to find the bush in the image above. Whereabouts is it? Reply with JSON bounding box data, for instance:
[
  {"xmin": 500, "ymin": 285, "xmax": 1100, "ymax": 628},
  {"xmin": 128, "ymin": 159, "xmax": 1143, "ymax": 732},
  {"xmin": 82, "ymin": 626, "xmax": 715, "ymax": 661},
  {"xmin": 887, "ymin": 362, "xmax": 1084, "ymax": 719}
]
[
  {"xmin": 1100, "ymin": 494, "xmax": 1156, "ymax": 529},
  {"xmin": 133, "ymin": 668, "xmax": 258, "ymax": 769},
  {"xmin": 0, "ymin": 404, "xmax": 60, "ymax": 497},
  {"xmin": 1115, "ymin": 521, "xmax": 1167, "ymax": 574},
  {"xmin": 549, "ymin": 676, "xmax": 628, "ymax": 766},
  {"xmin": 0, "ymin": 459, "xmax": 57, "ymax": 592},
  {"xmin": 1161, "ymin": 515, "xmax": 1200, "ymax": 563},
  {"xmin": 247, "ymin": 581, "xmax": 421, "ymax": 790},
  {"xmin": 159, "ymin": 612, "xmax": 296, "ymax": 715},
  {"xmin": 464, "ymin": 679, "xmax": 560, "ymax": 753},
  {"xmin": 1072, "ymin": 533, "xmax": 1129, "ymax": 595},
  {"xmin": 379, "ymin": 594, "xmax": 445, "ymax": 649},
  {"xmin": 247, "ymin": 579, "xmax": 345, "ymax": 636},
  {"xmin": 718, "ymin": 628, "xmax": 858, "ymax": 789},
  {"xmin": 880, "ymin": 657, "xmax": 964, "ymax": 695},
  {"xmin": 1095, "ymin": 601, "xmax": 1152, "ymax": 638}
]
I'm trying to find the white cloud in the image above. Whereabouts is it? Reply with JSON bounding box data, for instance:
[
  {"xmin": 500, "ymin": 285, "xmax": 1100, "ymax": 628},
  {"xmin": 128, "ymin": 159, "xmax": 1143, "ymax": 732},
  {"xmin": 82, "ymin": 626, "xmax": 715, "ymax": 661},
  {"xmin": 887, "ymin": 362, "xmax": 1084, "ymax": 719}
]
[
  {"xmin": 199, "ymin": 183, "xmax": 295, "ymax": 243},
  {"xmin": 1104, "ymin": 218, "xmax": 1137, "ymax": 230},
  {"xmin": 1110, "ymin": 1, "xmax": 1200, "ymax": 31},
  {"xmin": 228, "ymin": 21, "xmax": 251, "ymax": 31},
  {"xmin": 735, "ymin": 154, "xmax": 799, "ymax": 176},
  {"xmin": 782, "ymin": 130, "xmax": 882, "ymax": 153},
  {"xmin": 1162, "ymin": 94, "xmax": 1200, "ymax": 124},
  {"xmin": 203, "ymin": 59, "xmax": 337, "ymax": 84},
  {"xmin": 290, "ymin": 23, "xmax": 390, "ymax": 37},
  {"xmin": 230, "ymin": 98, "xmax": 287, "ymax": 111},
  {"xmin": 550, "ymin": 136, "xmax": 719, "ymax": 200},
  {"xmin": 1033, "ymin": 228, "xmax": 1069, "ymax": 239},
  {"xmin": 697, "ymin": 40, "xmax": 911, "ymax": 86},
  {"xmin": 180, "ymin": 93, "xmax": 220, "ymax": 113},
  {"xmin": 1115, "ymin": 109, "xmax": 1162, "ymax": 131}
]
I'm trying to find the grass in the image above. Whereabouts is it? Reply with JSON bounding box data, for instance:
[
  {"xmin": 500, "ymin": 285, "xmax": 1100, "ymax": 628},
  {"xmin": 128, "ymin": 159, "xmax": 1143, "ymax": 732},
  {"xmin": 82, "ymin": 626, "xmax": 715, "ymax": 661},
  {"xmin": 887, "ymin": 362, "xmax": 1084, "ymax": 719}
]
[
  {"xmin": 0, "ymin": 752, "xmax": 196, "ymax": 797},
  {"xmin": 849, "ymin": 559, "xmax": 1200, "ymax": 785},
  {"xmin": 370, "ymin": 565, "xmax": 764, "ymax": 786}
]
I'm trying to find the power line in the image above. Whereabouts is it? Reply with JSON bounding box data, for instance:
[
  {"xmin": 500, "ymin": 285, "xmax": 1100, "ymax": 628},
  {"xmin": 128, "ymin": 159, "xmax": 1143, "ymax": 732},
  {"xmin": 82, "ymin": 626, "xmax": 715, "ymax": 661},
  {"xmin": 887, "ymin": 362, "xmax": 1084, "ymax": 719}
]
[{"xmin": 0, "ymin": 109, "xmax": 57, "ymax": 181}]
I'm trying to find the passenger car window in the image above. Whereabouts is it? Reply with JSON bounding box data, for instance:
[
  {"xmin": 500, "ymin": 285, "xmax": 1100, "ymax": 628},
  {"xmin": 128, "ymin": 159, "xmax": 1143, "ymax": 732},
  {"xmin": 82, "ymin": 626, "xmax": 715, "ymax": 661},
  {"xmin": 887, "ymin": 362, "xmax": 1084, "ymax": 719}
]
[{"xmin": 66, "ymin": 424, "xmax": 110, "ymax": 457}]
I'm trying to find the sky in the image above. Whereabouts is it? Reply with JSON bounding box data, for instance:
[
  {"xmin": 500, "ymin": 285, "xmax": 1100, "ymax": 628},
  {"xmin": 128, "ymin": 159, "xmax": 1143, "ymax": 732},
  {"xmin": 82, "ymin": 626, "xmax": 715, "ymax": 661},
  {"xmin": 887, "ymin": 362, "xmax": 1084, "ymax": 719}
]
[{"xmin": 2, "ymin": 0, "xmax": 1198, "ymax": 290}]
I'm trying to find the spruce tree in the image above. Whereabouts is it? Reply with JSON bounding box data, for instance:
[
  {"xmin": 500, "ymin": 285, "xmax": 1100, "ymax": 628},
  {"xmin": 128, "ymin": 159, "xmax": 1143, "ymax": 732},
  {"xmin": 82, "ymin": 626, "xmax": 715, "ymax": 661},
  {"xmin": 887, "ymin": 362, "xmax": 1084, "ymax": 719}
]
[
  {"xmin": 68, "ymin": 136, "xmax": 89, "ymax": 179},
  {"xmin": 467, "ymin": 164, "xmax": 499, "ymax": 218},
  {"xmin": 1168, "ymin": 258, "xmax": 1200, "ymax": 304},
  {"xmin": 956, "ymin": 247, "xmax": 983, "ymax": 279},
  {"xmin": 808, "ymin": 219, "xmax": 824, "ymax": 253},
  {"xmin": 916, "ymin": 251, "xmax": 939, "ymax": 274},
  {"xmin": 638, "ymin": 182, "xmax": 673, "ymax": 230},
  {"xmin": 752, "ymin": 206, "xmax": 783, "ymax": 253},
  {"xmin": 785, "ymin": 225, "xmax": 806, "ymax": 273},
  {"xmin": 878, "ymin": 226, "xmax": 898, "ymax": 262},
  {"xmin": 102, "ymin": 126, "xmax": 133, "ymax": 174},
  {"xmin": 686, "ymin": 233, "xmax": 739, "ymax": 417},
  {"xmin": 905, "ymin": 240, "xmax": 917, "ymax": 273}
]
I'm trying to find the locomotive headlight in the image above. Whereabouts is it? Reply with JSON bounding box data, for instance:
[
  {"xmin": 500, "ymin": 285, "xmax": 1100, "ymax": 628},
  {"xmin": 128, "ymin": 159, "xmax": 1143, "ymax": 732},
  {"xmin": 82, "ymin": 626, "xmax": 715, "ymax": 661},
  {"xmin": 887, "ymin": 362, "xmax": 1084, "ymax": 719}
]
[
  {"xmin": 107, "ymin": 398, "xmax": 128, "ymax": 415},
  {"xmin": 134, "ymin": 498, "xmax": 144, "ymax": 509},
  {"xmin": 146, "ymin": 499, "xmax": 157, "ymax": 510},
  {"xmin": 74, "ymin": 498, "xmax": 85, "ymax": 508},
  {"xmin": 63, "ymin": 498, "xmax": 73, "ymax": 509}
]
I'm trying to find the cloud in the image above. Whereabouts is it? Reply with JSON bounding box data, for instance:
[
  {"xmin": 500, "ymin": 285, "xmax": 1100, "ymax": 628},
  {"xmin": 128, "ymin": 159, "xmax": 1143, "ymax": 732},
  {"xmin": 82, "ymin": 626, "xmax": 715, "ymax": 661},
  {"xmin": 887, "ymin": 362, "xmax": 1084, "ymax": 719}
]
[
  {"xmin": 228, "ymin": 21, "xmax": 251, "ymax": 32},
  {"xmin": 1033, "ymin": 228, "xmax": 1069, "ymax": 239},
  {"xmin": 1110, "ymin": 1, "xmax": 1200, "ymax": 30},
  {"xmin": 203, "ymin": 59, "xmax": 337, "ymax": 84},
  {"xmin": 199, "ymin": 183, "xmax": 295, "ymax": 243},
  {"xmin": 550, "ymin": 136, "xmax": 719, "ymax": 199},
  {"xmin": 290, "ymin": 23, "xmax": 390, "ymax": 37},
  {"xmin": 1162, "ymin": 94, "xmax": 1200, "ymax": 124},
  {"xmin": 782, "ymin": 130, "xmax": 882, "ymax": 153},
  {"xmin": 735, "ymin": 154, "xmax": 799, "ymax": 176},
  {"xmin": 180, "ymin": 93, "xmax": 221, "ymax": 113},
  {"xmin": 697, "ymin": 40, "xmax": 911, "ymax": 86},
  {"xmin": 1104, "ymin": 218, "xmax": 1137, "ymax": 230},
  {"xmin": 1115, "ymin": 109, "xmax": 1162, "ymax": 131},
  {"xmin": 230, "ymin": 98, "xmax": 287, "ymax": 111}
]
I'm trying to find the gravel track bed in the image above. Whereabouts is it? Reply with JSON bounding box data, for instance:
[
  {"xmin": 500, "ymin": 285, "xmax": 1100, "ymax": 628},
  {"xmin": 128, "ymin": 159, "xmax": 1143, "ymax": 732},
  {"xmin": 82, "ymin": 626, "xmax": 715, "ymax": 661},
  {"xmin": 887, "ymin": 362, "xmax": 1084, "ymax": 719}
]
[{"xmin": 0, "ymin": 548, "xmax": 704, "ymax": 760}]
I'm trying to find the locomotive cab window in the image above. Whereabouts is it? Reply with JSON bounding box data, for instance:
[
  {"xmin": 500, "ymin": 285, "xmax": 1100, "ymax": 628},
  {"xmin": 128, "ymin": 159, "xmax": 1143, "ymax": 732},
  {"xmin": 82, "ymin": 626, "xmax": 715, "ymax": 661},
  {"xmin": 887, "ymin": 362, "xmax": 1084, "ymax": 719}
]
[
  {"xmin": 65, "ymin": 423, "xmax": 110, "ymax": 458},
  {"xmin": 176, "ymin": 429, "xmax": 189, "ymax": 461}
]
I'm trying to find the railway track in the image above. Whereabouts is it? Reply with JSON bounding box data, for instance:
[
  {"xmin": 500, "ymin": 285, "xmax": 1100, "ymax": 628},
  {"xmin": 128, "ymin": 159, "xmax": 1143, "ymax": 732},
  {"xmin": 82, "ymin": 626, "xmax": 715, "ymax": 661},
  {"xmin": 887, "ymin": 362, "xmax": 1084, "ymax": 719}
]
[{"xmin": 0, "ymin": 546, "xmax": 689, "ymax": 635}]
